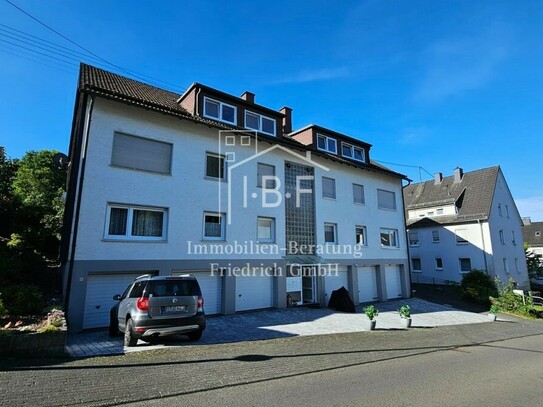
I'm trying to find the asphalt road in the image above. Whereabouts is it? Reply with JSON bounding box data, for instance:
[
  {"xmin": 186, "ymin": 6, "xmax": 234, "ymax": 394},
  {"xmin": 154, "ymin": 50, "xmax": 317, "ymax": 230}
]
[
  {"xmin": 1, "ymin": 317, "xmax": 543, "ymax": 406},
  {"xmin": 131, "ymin": 334, "xmax": 543, "ymax": 407}
]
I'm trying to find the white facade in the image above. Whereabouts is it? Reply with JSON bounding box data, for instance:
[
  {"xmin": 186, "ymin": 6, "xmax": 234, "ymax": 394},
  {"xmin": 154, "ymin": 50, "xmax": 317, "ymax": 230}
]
[{"xmin": 407, "ymin": 170, "xmax": 529, "ymax": 289}]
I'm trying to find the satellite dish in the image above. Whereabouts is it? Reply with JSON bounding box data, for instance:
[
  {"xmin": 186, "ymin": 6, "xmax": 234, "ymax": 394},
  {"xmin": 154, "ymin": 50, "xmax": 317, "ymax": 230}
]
[{"xmin": 53, "ymin": 153, "xmax": 70, "ymax": 169}]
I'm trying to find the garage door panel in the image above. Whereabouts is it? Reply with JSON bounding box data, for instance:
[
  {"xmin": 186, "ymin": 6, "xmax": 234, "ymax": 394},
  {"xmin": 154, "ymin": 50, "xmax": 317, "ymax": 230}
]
[
  {"xmin": 324, "ymin": 267, "xmax": 349, "ymax": 304},
  {"xmin": 385, "ymin": 265, "xmax": 403, "ymax": 299},
  {"xmin": 236, "ymin": 275, "xmax": 273, "ymax": 311},
  {"xmin": 172, "ymin": 271, "xmax": 222, "ymax": 315},
  {"xmin": 83, "ymin": 273, "xmax": 142, "ymax": 329},
  {"xmin": 357, "ymin": 266, "xmax": 378, "ymax": 303}
]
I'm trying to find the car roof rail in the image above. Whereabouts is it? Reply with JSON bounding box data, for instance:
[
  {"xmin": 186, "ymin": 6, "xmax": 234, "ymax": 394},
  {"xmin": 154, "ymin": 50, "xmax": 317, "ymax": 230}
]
[{"xmin": 135, "ymin": 274, "xmax": 153, "ymax": 280}]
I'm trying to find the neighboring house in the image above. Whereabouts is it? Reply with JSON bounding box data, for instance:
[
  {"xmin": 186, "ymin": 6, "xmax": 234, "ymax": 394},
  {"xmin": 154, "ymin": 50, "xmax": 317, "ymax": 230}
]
[
  {"xmin": 61, "ymin": 64, "xmax": 410, "ymax": 332},
  {"xmin": 403, "ymin": 166, "xmax": 530, "ymax": 290},
  {"xmin": 522, "ymin": 218, "xmax": 543, "ymax": 264}
]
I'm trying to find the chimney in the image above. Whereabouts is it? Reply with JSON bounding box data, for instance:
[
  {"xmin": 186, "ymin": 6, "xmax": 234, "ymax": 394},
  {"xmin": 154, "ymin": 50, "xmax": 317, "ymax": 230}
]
[
  {"xmin": 522, "ymin": 217, "xmax": 532, "ymax": 226},
  {"xmin": 241, "ymin": 91, "xmax": 255, "ymax": 103},
  {"xmin": 280, "ymin": 106, "xmax": 292, "ymax": 135},
  {"xmin": 453, "ymin": 167, "xmax": 464, "ymax": 183},
  {"xmin": 434, "ymin": 172, "xmax": 443, "ymax": 185}
]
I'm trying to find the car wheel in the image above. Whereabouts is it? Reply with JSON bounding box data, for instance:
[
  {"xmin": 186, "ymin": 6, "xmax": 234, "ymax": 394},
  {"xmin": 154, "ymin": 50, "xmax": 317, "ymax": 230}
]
[
  {"xmin": 109, "ymin": 313, "xmax": 119, "ymax": 337},
  {"xmin": 124, "ymin": 318, "xmax": 138, "ymax": 347},
  {"xmin": 187, "ymin": 329, "xmax": 202, "ymax": 341}
]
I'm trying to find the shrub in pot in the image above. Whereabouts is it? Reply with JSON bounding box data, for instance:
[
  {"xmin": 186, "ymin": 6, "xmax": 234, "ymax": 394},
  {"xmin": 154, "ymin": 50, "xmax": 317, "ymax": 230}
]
[
  {"xmin": 398, "ymin": 304, "xmax": 412, "ymax": 328},
  {"xmin": 488, "ymin": 305, "xmax": 500, "ymax": 321},
  {"xmin": 362, "ymin": 305, "xmax": 379, "ymax": 330}
]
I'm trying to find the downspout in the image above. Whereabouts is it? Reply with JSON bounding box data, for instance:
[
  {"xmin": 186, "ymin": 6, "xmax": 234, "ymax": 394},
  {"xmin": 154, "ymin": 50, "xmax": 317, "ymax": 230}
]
[
  {"xmin": 401, "ymin": 179, "xmax": 412, "ymax": 297},
  {"xmin": 195, "ymin": 87, "xmax": 202, "ymax": 117},
  {"xmin": 478, "ymin": 218, "xmax": 489, "ymax": 273},
  {"xmin": 65, "ymin": 94, "xmax": 95, "ymax": 320}
]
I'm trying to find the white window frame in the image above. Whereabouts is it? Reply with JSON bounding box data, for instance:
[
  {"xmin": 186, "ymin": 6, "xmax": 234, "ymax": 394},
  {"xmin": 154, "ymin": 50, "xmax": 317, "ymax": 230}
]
[
  {"xmin": 341, "ymin": 142, "xmax": 365, "ymax": 162},
  {"xmin": 380, "ymin": 228, "xmax": 399, "ymax": 248},
  {"xmin": 355, "ymin": 225, "xmax": 367, "ymax": 246},
  {"xmin": 257, "ymin": 163, "xmax": 276, "ymax": 188},
  {"xmin": 244, "ymin": 110, "xmax": 276, "ymax": 136},
  {"xmin": 436, "ymin": 208, "xmax": 444, "ymax": 215},
  {"xmin": 353, "ymin": 183, "xmax": 365, "ymax": 204},
  {"xmin": 409, "ymin": 231, "xmax": 420, "ymax": 247},
  {"xmin": 455, "ymin": 229, "xmax": 468, "ymax": 244},
  {"xmin": 459, "ymin": 258, "xmax": 472, "ymax": 273},
  {"xmin": 432, "ymin": 230, "xmax": 440, "ymax": 243},
  {"xmin": 503, "ymin": 258, "xmax": 509, "ymax": 274},
  {"xmin": 498, "ymin": 203, "xmax": 503, "ymax": 216},
  {"xmin": 506, "ymin": 205, "xmax": 510, "ymax": 218},
  {"xmin": 515, "ymin": 258, "xmax": 519, "ymax": 273},
  {"xmin": 203, "ymin": 212, "xmax": 226, "ymax": 241},
  {"xmin": 316, "ymin": 134, "xmax": 337, "ymax": 154},
  {"xmin": 203, "ymin": 97, "xmax": 237, "ymax": 125},
  {"xmin": 322, "ymin": 177, "xmax": 336, "ymax": 199},
  {"xmin": 257, "ymin": 217, "xmax": 275, "ymax": 243},
  {"xmin": 511, "ymin": 231, "xmax": 517, "ymax": 245},
  {"xmin": 104, "ymin": 204, "xmax": 167, "ymax": 241},
  {"xmin": 499, "ymin": 229, "xmax": 505, "ymax": 244},
  {"xmin": 377, "ymin": 189, "xmax": 397, "ymax": 211},
  {"xmin": 435, "ymin": 257, "xmax": 443, "ymax": 270},
  {"xmin": 324, "ymin": 223, "xmax": 338, "ymax": 245},
  {"xmin": 412, "ymin": 258, "xmax": 422, "ymax": 272},
  {"xmin": 205, "ymin": 152, "xmax": 226, "ymax": 181}
]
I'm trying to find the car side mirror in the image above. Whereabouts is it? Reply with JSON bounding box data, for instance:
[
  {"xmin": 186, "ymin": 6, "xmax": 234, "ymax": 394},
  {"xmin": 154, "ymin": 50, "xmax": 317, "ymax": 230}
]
[{"xmin": 113, "ymin": 294, "xmax": 122, "ymax": 301}]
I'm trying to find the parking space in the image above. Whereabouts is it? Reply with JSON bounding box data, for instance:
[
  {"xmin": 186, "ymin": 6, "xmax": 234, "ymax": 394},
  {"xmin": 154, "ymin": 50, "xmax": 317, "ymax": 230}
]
[{"xmin": 66, "ymin": 298, "xmax": 493, "ymax": 358}]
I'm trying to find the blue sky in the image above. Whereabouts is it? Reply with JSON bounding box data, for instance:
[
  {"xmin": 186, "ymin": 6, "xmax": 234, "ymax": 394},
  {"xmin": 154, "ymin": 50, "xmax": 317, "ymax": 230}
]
[{"xmin": 1, "ymin": 0, "xmax": 542, "ymax": 220}]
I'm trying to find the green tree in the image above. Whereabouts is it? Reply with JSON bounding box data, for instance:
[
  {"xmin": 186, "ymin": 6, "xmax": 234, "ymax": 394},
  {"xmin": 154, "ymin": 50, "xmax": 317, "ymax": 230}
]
[
  {"xmin": 0, "ymin": 149, "xmax": 19, "ymax": 239},
  {"xmin": 10, "ymin": 150, "xmax": 66, "ymax": 260}
]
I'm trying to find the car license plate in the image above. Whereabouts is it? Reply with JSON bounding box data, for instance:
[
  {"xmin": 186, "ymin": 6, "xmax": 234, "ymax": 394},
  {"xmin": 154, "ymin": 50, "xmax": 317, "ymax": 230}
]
[{"xmin": 164, "ymin": 305, "xmax": 186, "ymax": 313}]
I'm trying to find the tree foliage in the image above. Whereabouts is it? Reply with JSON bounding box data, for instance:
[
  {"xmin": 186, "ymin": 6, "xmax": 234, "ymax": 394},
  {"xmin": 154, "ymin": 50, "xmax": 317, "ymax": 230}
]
[{"xmin": 525, "ymin": 243, "xmax": 543, "ymax": 279}]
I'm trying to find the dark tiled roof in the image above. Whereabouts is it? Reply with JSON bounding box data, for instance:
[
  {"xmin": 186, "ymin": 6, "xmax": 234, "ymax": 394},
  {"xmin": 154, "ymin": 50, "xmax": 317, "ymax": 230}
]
[
  {"xmin": 523, "ymin": 222, "xmax": 543, "ymax": 247},
  {"xmin": 403, "ymin": 166, "xmax": 500, "ymax": 226},
  {"xmin": 77, "ymin": 63, "xmax": 406, "ymax": 180}
]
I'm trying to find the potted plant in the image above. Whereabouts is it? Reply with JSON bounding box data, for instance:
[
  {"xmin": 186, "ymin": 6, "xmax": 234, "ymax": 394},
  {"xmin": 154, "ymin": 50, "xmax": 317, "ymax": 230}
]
[
  {"xmin": 398, "ymin": 304, "xmax": 412, "ymax": 328},
  {"xmin": 362, "ymin": 305, "xmax": 379, "ymax": 330},
  {"xmin": 488, "ymin": 305, "xmax": 500, "ymax": 321}
]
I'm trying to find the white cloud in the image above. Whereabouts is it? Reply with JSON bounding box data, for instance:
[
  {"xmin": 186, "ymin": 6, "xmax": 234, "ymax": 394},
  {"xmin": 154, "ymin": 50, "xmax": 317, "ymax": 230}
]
[
  {"xmin": 515, "ymin": 196, "xmax": 543, "ymax": 222},
  {"xmin": 273, "ymin": 67, "xmax": 349, "ymax": 84},
  {"xmin": 416, "ymin": 23, "xmax": 511, "ymax": 102}
]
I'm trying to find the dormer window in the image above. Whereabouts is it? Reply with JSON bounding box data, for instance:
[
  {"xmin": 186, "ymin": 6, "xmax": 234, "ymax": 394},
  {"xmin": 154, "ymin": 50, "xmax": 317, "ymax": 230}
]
[
  {"xmin": 317, "ymin": 134, "xmax": 337, "ymax": 154},
  {"xmin": 203, "ymin": 97, "xmax": 237, "ymax": 125},
  {"xmin": 341, "ymin": 142, "xmax": 365, "ymax": 162},
  {"xmin": 245, "ymin": 111, "xmax": 276, "ymax": 136}
]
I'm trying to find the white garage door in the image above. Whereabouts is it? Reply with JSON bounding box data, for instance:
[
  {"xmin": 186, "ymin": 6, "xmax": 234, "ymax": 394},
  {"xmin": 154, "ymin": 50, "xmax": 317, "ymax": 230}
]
[
  {"xmin": 385, "ymin": 265, "xmax": 403, "ymax": 299},
  {"xmin": 357, "ymin": 266, "xmax": 378, "ymax": 303},
  {"xmin": 172, "ymin": 271, "xmax": 222, "ymax": 315},
  {"xmin": 324, "ymin": 267, "xmax": 349, "ymax": 305},
  {"xmin": 236, "ymin": 274, "xmax": 273, "ymax": 312},
  {"xmin": 83, "ymin": 273, "xmax": 142, "ymax": 329}
]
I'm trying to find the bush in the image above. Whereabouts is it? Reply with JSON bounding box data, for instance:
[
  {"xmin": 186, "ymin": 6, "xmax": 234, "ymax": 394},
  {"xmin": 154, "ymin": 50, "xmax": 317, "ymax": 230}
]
[
  {"xmin": 0, "ymin": 292, "xmax": 7, "ymax": 317},
  {"xmin": 39, "ymin": 325, "xmax": 60, "ymax": 333},
  {"xmin": 461, "ymin": 270, "xmax": 497, "ymax": 304},
  {"xmin": 1, "ymin": 284, "xmax": 44, "ymax": 316},
  {"xmin": 494, "ymin": 278, "xmax": 534, "ymax": 317}
]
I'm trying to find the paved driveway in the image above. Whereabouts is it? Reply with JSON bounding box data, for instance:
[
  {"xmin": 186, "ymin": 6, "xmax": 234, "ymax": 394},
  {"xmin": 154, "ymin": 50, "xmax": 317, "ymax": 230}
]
[{"xmin": 66, "ymin": 298, "xmax": 492, "ymax": 358}]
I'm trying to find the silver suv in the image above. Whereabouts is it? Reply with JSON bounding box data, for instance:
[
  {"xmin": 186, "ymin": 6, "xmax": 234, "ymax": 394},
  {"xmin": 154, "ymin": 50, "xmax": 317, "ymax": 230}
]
[{"xmin": 109, "ymin": 274, "xmax": 206, "ymax": 346}]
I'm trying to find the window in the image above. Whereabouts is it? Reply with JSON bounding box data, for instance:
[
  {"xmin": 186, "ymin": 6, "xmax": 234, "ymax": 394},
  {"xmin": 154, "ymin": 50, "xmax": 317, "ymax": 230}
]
[
  {"xmin": 511, "ymin": 231, "xmax": 517, "ymax": 245},
  {"xmin": 409, "ymin": 232, "xmax": 419, "ymax": 246},
  {"xmin": 322, "ymin": 177, "xmax": 336, "ymax": 199},
  {"xmin": 459, "ymin": 258, "xmax": 472, "ymax": 273},
  {"xmin": 380, "ymin": 228, "xmax": 399, "ymax": 248},
  {"xmin": 257, "ymin": 163, "xmax": 276, "ymax": 188},
  {"xmin": 503, "ymin": 258, "xmax": 509, "ymax": 274},
  {"xmin": 203, "ymin": 97, "xmax": 236, "ymax": 124},
  {"xmin": 105, "ymin": 204, "xmax": 167, "ymax": 241},
  {"xmin": 355, "ymin": 226, "xmax": 367, "ymax": 246},
  {"xmin": 257, "ymin": 217, "xmax": 275, "ymax": 243},
  {"xmin": 244, "ymin": 111, "xmax": 276, "ymax": 136},
  {"xmin": 353, "ymin": 183, "xmax": 365, "ymax": 204},
  {"xmin": 316, "ymin": 134, "xmax": 337, "ymax": 154},
  {"xmin": 128, "ymin": 282, "xmax": 146, "ymax": 298},
  {"xmin": 505, "ymin": 205, "xmax": 510, "ymax": 217},
  {"xmin": 455, "ymin": 229, "xmax": 468, "ymax": 244},
  {"xmin": 436, "ymin": 208, "xmax": 444, "ymax": 215},
  {"xmin": 111, "ymin": 133, "xmax": 172, "ymax": 174},
  {"xmin": 341, "ymin": 142, "xmax": 365, "ymax": 162},
  {"xmin": 324, "ymin": 223, "xmax": 337, "ymax": 244},
  {"xmin": 377, "ymin": 189, "xmax": 396, "ymax": 210},
  {"xmin": 499, "ymin": 230, "xmax": 505, "ymax": 244},
  {"xmin": 432, "ymin": 230, "xmax": 440, "ymax": 243},
  {"xmin": 206, "ymin": 153, "xmax": 226, "ymax": 180},
  {"xmin": 427, "ymin": 211, "xmax": 434, "ymax": 217},
  {"xmin": 203, "ymin": 212, "xmax": 225, "ymax": 240},
  {"xmin": 412, "ymin": 258, "xmax": 422, "ymax": 272},
  {"xmin": 498, "ymin": 203, "xmax": 503, "ymax": 216},
  {"xmin": 436, "ymin": 258, "xmax": 443, "ymax": 270},
  {"xmin": 515, "ymin": 258, "xmax": 519, "ymax": 273}
]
